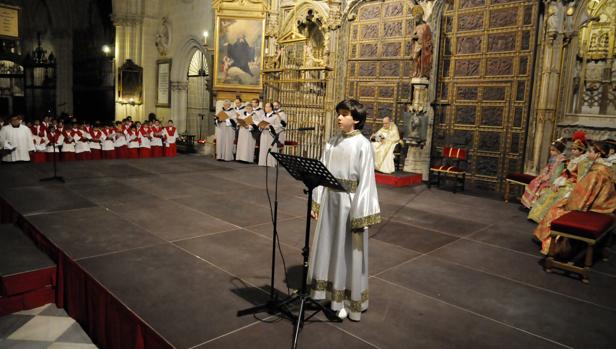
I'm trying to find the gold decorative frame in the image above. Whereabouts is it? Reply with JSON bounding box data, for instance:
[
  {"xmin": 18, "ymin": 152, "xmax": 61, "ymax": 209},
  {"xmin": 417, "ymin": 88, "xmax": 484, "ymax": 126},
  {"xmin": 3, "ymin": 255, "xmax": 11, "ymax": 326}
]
[
  {"xmin": 0, "ymin": 4, "xmax": 20, "ymax": 39},
  {"xmin": 212, "ymin": 1, "xmax": 267, "ymax": 93}
]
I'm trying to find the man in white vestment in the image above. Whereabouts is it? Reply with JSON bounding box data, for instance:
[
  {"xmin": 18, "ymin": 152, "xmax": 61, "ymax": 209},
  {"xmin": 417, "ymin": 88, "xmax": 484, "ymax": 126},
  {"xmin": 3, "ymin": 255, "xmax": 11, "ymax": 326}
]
[
  {"xmin": 308, "ymin": 99, "xmax": 381, "ymax": 322},
  {"xmin": 236, "ymin": 104, "xmax": 262, "ymax": 163},
  {"xmin": 0, "ymin": 115, "xmax": 35, "ymax": 162},
  {"xmin": 216, "ymin": 100, "xmax": 237, "ymax": 161},
  {"xmin": 370, "ymin": 116, "xmax": 400, "ymax": 174}
]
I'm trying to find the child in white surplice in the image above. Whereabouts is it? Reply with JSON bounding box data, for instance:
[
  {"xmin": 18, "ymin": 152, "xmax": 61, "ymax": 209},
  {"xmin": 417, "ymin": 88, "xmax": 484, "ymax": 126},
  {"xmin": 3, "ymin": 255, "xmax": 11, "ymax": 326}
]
[{"xmin": 308, "ymin": 99, "xmax": 381, "ymax": 322}]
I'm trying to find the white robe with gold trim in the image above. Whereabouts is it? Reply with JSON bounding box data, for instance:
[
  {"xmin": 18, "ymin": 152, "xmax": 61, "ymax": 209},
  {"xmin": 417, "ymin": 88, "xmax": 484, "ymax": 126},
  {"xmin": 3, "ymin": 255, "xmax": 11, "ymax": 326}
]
[{"xmin": 308, "ymin": 130, "xmax": 381, "ymax": 321}]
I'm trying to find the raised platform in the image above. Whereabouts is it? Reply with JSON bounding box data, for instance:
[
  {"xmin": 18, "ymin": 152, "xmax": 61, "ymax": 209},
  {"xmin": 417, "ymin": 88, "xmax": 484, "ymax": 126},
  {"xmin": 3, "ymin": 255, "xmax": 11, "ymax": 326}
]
[
  {"xmin": 375, "ymin": 171, "xmax": 423, "ymax": 187},
  {"xmin": 0, "ymin": 156, "xmax": 615, "ymax": 349},
  {"xmin": 0, "ymin": 224, "xmax": 56, "ymax": 316}
]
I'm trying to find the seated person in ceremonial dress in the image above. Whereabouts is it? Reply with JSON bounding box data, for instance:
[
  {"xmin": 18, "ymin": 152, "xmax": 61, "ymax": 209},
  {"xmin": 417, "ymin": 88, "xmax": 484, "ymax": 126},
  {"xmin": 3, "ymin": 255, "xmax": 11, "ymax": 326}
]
[
  {"xmin": 533, "ymin": 141, "xmax": 616, "ymax": 255},
  {"xmin": 521, "ymin": 139, "xmax": 567, "ymax": 208},
  {"xmin": 528, "ymin": 132, "xmax": 591, "ymax": 223},
  {"xmin": 370, "ymin": 116, "xmax": 400, "ymax": 174}
]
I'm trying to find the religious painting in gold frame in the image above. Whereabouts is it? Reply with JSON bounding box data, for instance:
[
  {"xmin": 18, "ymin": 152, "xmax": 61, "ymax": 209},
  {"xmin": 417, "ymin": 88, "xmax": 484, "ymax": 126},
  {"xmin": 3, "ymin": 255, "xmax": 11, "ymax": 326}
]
[{"xmin": 213, "ymin": 16, "xmax": 265, "ymax": 92}]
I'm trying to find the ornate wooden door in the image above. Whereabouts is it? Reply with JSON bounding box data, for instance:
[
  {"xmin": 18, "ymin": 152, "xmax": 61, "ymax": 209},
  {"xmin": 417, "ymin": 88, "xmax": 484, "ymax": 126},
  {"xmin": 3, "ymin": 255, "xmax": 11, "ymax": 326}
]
[
  {"xmin": 435, "ymin": 0, "xmax": 539, "ymax": 190},
  {"xmin": 345, "ymin": 0, "xmax": 416, "ymax": 134}
]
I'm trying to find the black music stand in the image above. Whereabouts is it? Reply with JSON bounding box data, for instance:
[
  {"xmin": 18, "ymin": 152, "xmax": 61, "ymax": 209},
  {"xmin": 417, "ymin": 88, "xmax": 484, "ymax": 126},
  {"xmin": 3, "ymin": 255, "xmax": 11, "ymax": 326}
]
[{"xmin": 272, "ymin": 152, "xmax": 346, "ymax": 348}]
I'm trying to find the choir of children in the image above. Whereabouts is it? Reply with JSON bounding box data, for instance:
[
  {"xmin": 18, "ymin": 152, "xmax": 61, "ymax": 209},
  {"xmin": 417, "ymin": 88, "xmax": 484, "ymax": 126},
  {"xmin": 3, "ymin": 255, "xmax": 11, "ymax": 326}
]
[{"xmin": 18, "ymin": 116, "xmax": 180, "ymax": 163}]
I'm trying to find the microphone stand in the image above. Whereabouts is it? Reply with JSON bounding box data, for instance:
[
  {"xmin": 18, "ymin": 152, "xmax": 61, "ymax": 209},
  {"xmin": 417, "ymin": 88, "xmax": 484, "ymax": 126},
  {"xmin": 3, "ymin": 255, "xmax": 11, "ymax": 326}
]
[
  {"xmin": 237, "ymin": 127, "xmax": 294, "ymax": 320},
  {"xmin": 40, "ymin": 136, "xmax": 64, "ymax": 183}
]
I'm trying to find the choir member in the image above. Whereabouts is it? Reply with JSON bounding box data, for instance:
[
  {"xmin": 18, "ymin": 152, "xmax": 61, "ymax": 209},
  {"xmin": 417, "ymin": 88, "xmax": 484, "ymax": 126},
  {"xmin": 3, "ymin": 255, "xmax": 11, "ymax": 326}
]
[
  {"xmin": 150, "ymin": 119, "xmax": 164, "ymax": 157},
  {"xmin": 89, "ymin": 124, "xmax": 104, "ymax": 160},
  {"xmin": 236, "ymin": 104, "xmax": 260, "ymax": 163},
  {"xmin": 126, "ymin": 123, "xmax": 140, "ymax": 159},
  {"xmin": 75, "ymin": 122, "xmax": 92, "ymax": 160},
  {"xmin": 139, "ymin": 121, "xmax": 153, "ymax": 158},
  {"xmin": 31, "ymin": 122, "xmax": 48, "ymax": 163},
  {"xmin": 45, "ymin": 126, "xmax": 63, "ymax": 162},
  {"xmin": 308, "ymin": 99, "xmax": 381, "ymax": 322},
  {"xmin": 258, "ymin": 102, "xmax": 283, "ymax": 167},
  {"xmin": 162, "ymin": 120, "xmax": 178, "ymax": 157},
  {"xmin": 272, "ymin": 101, "xmax": 287, "ymax": 145},
  {"xmin": 114, "ymin": 121, "xmax": 129, "ymax": 159},
  {"xmin": 61, "ymin": 123, "xmax": 78, "ymax": 161},
  {"xmin": 101, "ymin": 123, "xmax": 116, "ymax": 159},
  {"xmin": 216, "ymin": 100, "xmax": 237, "ymax": 161}
]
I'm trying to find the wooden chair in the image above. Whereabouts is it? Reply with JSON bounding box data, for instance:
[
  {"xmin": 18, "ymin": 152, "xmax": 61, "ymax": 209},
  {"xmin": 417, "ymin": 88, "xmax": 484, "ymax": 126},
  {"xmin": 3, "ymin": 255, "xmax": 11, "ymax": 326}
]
[
  {"xmin": 393, "ymin": 129, "xmax": 408, "ymax": 172},
  {"xmin": 544, "ymin": 211, "xmax": 615, "ymax": 284},
  {"xmin": 428, "ymin": 146, "xmax": 467, "ymax": 193}
]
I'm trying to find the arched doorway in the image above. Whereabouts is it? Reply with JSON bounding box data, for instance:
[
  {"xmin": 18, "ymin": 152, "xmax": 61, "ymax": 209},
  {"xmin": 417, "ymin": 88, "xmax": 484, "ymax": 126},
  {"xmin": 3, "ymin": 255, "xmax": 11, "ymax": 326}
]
[{"xmin": 186, "ymin": 50, "xmax": 210, "ymax": 140}]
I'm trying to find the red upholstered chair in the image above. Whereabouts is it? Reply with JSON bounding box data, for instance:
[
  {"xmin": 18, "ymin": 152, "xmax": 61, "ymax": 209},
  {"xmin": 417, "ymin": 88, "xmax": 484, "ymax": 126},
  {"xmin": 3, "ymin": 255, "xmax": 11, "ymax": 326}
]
[
  {"xmin": 544, "ymin": 211, "xmax": 615, "ymax": 284},
  {"xmin": 504, "ymin": 173, "xmax": 536, "ymax": 203},
  {"xmin": 428, "ymin": 146, "xmax": 467, "ymax": 193}
]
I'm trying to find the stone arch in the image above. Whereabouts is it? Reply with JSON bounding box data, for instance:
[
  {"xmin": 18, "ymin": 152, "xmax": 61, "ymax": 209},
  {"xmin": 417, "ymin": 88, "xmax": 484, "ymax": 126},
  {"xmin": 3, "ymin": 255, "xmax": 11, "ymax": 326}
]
[
  {"xmin": 171, "ymin": 36, "xmax": 209, "ymax": 83},
  {"xmin": 170, "ymin": 36, "xmax": 209, "ymax": 134}
]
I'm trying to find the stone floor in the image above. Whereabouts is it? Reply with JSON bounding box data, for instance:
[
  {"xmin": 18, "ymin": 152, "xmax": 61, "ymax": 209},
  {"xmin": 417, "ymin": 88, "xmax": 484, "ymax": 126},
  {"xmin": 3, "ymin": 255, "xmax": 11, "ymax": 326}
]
[{"xmin": 0, "ymin": 156, "xmax": 615, "ymax": 348}]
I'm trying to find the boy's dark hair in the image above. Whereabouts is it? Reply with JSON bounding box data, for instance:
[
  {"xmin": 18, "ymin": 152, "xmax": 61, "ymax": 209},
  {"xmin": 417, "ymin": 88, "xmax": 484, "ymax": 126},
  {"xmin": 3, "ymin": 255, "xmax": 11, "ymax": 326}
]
[
  {"xmin": 168, "ymin": 120, "xmax": 174, "ymax": 123},
  {"xmin": 336, "ymin": 99, "xmax": 367, "ymax": 130}
]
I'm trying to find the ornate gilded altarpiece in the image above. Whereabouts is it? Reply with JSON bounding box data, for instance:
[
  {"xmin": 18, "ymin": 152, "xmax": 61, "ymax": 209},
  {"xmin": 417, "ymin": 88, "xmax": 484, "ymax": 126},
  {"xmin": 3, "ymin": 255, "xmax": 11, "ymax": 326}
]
[
  {"xmin": 435, "ymin": 0, "xmax": 539, "ymax": 190},
  {"xmin": 344, "ymin": 0, "xmax": 417, "ymax": 135},
  {"xmin": 262, "ymin": 11, "xmax": 329, "ymax": 159}
]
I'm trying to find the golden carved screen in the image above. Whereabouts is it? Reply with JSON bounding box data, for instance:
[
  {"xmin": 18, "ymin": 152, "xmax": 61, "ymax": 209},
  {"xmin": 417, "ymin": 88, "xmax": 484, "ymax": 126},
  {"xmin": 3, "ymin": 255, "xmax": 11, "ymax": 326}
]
[
  {"xmin": 435, "ymin": 0, "xmax": 539, "ymax": 191},
  {"xmin": 263, "ymin": 38, "xmax": 328, "ymax": 159},
  {"xmin": 345, "ymin": 0, "xmax": 416, "ymax": 134}
]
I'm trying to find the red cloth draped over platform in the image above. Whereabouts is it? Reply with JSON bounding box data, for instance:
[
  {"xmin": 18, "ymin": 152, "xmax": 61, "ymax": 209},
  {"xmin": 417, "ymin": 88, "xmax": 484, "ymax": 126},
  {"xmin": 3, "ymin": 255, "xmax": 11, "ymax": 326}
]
[{"xmin": 0, "ymin": 198, "xmax": 172, "ymax": 349}]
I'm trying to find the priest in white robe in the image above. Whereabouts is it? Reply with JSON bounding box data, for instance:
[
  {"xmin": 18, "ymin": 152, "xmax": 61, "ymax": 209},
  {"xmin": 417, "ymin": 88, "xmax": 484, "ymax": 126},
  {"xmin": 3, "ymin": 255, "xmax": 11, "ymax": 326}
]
[
  {"xmin": 308, "ymin": 99, "xmax": 381, "ymax": 322},
  {"xmin": 370, "ymin": 116, "xmax": 400, "ymax": 174},
  {"xmin": 236, "ymin": 104, "xmax": 261, "ymax": 163},
  {"xmin": 216, "ymin": 100, "xmax": 237, "ymax": 161},
  {"xmin": 258, "ymin": 102, "xmax": 283, "ymax": 167},
  {"xmin": 0, "ymin": 115, "xmax": 35, "ymax": 162}
]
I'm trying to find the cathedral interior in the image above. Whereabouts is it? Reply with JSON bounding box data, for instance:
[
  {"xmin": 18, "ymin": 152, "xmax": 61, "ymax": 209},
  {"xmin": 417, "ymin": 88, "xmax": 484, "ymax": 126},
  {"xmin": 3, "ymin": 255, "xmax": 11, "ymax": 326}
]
[{"xmin": 0, "ymin": 0, "xmax": 616, "ymax": 348}]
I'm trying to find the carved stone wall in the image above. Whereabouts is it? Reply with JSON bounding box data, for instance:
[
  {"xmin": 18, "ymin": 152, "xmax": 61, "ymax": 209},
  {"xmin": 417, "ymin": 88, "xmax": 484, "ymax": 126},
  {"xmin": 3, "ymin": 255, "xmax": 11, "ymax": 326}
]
[{"xmin": 435, "ymin": 0, "xmax": 539, "ymax": 191}]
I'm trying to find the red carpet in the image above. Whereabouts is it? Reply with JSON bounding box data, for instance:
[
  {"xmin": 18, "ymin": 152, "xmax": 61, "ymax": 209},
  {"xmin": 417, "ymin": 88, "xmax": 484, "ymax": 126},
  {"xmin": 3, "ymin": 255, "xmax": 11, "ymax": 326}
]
[{"xmin": 376, "ymin": 172, "xmax": 423, "ymax": 187}]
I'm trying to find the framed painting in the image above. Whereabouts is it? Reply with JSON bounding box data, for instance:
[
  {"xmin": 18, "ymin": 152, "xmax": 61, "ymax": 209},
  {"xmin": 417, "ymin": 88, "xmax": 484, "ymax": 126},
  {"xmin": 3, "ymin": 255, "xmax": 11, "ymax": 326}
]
[
  {"xmin": 213, "ymin": 16, "xmax": 265, "ymax": 92},
  {"xmin": 156, "ymin": 59, "xmax": 171, "ymax": 107},
  {"xmin": 118, "ymin": 59, "xmax": 143, "ymax": 104}
]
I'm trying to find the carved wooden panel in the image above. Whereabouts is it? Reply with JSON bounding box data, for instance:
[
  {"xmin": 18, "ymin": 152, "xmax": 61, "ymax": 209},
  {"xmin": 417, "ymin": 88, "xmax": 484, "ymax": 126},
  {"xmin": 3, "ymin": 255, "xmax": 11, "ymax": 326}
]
[
  {"xmin": 436, "ymin": 0, "xmax": 539, "ymax": 190},
  {"xmin": 457, "ymin": 36, "xmax": 483, "ymax": 54},
  {"xmin": 487, "ymin": 33, "xmax": 516, "ymax": 52},
  {"xmin": 346, "ymin": 0, "xmax": 415, "ymax": 129}
]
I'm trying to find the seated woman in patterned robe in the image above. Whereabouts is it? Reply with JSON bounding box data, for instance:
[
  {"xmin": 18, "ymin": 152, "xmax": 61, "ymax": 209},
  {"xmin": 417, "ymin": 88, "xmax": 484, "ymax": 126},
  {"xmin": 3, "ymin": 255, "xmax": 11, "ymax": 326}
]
[
  {"xmin": 521, "ymin": 139, "xmax": 567, "ymax": 208},
  {"xmin": 533, "ymin": 141, "xmax": 616, "ymax": 255}
]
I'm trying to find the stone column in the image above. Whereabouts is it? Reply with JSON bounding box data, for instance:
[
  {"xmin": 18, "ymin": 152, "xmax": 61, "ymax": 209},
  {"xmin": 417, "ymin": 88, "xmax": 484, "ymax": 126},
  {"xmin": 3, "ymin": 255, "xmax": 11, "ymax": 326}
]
[
  {"xmin": 404, "ymin": 78, "xmax": 433, "ymax": 180},
  {"xmin": 170, "ymin": 81, "xmax": 189, "ymax": 133},
  {"xmin": 527, "ymin": 0, "xmax": 566, "ymax": 174},
  {"xmin": 53, "ymin": 35, "xmax": 73, "ymax": 114}
]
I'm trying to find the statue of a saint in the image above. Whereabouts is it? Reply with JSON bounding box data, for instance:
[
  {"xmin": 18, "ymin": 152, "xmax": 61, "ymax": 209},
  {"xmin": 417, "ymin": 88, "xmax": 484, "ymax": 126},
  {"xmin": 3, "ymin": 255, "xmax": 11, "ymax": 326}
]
[{"xmin": 410, "ymin": 6, "xmax": 433, "ymax": 79}]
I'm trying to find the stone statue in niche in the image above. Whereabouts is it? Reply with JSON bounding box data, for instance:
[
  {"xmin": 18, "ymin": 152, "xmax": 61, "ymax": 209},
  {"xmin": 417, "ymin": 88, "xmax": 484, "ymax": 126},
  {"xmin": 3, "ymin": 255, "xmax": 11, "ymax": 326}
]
[
  {"xmin": 155, "ymin": 17, "xmax": 171, "ymax": 57},
  {"xmin": 403, "ymin": 102, "xmax": 429, "ymax": 147},
  {"xmin": 410, "ymin": 6, "xmax": 433, "ymax": 79},
  {"xmin": 546, "ymin": 1, "xmax": 564, "ymax": 36}
]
